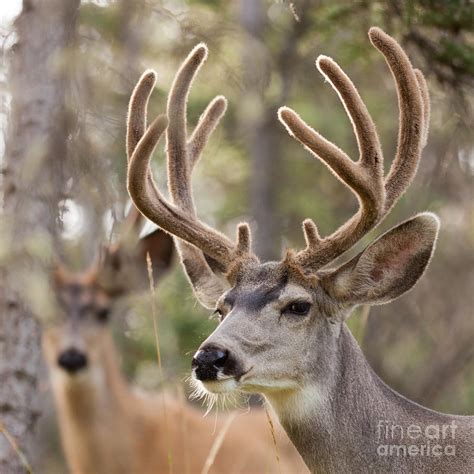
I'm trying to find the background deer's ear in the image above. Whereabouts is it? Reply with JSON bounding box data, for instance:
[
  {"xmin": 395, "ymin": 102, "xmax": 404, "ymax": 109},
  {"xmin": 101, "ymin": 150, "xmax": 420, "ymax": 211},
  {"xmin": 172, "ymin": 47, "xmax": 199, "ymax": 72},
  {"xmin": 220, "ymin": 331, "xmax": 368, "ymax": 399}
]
[
  {"xmin": 138, "ymin": 227, "xmax": 175, "ymax": 280},
  {"xmin": 98, "ymin": 228, "xmax": 174, "ymax": 296},
  {"xmin": 321, "ymin": 213, "xmax": 439, "ymax": 309}
]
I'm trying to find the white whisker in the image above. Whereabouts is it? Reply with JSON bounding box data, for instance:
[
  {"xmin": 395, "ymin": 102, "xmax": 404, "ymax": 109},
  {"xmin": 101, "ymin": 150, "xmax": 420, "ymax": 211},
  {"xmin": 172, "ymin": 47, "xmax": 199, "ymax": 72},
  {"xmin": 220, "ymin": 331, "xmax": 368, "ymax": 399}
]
[{"xmin": 187, "ymin": 376, "xmax": 249, "ymax": 415}]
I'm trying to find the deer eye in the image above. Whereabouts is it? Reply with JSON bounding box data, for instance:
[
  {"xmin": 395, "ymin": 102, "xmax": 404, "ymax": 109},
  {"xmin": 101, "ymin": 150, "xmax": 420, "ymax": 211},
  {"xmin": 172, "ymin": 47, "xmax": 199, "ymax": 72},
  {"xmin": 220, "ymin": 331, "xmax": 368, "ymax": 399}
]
[
  {"xmin": 96, "ymin": 308, "xmax": 110, "ymax": 323},
  {"xmin": 284, "ymin": 301, "xmax": 311, "ymax": 316}
]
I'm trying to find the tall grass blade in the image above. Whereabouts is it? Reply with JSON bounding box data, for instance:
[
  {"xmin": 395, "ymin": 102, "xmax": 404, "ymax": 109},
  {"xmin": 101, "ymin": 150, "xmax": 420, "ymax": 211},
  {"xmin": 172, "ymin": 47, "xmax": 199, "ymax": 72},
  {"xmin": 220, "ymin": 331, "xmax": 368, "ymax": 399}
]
[{"xmin": 146, "ymin": 252, "xmax": 173, "ymax": 474}]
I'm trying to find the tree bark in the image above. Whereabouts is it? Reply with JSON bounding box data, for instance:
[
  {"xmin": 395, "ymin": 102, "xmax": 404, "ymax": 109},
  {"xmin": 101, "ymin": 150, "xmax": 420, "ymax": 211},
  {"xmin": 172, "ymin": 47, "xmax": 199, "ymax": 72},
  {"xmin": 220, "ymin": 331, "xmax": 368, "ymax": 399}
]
[{"xmin": 0, "ymin": 0, "xmax": 79, "ymax": 471}]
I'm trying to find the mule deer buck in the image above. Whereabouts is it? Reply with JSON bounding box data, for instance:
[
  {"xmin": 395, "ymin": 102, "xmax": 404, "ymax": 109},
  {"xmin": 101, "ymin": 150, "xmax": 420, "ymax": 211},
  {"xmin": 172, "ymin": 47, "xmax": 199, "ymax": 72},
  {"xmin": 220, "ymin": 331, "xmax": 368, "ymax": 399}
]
[
  {"xmin": 43, "ymin": 75, "xmax": 305, "ymax": 474},
  {"xmin": 126, "ymin": 27, "xmax": 474, "ymax": 473}
]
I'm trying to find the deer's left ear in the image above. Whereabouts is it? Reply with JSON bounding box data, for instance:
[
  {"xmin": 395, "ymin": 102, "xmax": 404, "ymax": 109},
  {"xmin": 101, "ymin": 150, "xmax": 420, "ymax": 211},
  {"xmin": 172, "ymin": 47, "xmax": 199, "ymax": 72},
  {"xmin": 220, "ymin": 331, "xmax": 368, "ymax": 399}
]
[
  {"xmin": 321, "ymin": 213, "xmax": 439, "ymax": 308},
  {"xmin": 99, "ymin": 228, "xmax": 174, "ymax": 296}
]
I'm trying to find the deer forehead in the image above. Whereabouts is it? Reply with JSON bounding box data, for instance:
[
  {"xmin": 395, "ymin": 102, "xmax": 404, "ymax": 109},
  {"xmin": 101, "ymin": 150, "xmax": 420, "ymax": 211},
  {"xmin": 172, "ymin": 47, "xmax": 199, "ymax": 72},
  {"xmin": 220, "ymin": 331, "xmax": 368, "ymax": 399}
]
[
  {"xmin": 222, "ymin": 262, "xmax": 316, "ymax": 312},
  {"xmin": 57, "ymin": 280, "xmax": 109, "ymax": 309}
]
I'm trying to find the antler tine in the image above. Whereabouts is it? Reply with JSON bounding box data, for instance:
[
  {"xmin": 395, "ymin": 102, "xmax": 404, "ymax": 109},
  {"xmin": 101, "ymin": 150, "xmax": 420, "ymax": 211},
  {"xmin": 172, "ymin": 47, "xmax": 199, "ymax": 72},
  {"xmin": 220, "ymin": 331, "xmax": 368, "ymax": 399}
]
[
  {"xmin": 302, "ymin": 219, "xmax": 322, "ymax": 248},
  {"xmin": 188, "ymin": 95, "xmax": 227, "ymax": 169},
  {"xmin": 368, "ymin": 27, "xmax": 425, "ymax": 213},
  {"xmin": 127, "ymin": 70, "xmax": 157, "ymax": 161},
  {"xmin": 315, "ymin": 56, "xmax": 384, "ymax": 176},
  {"xmin": 414, "ymin": 69, "xmax": 430, "ymax": 149},
  {"xmin": 166, "ymin": 44, "xmax": 206, "ymax": 211},
  {"xmin": 166, "ymin": 44, "xmax": 229, "ymax": 213},
  {"xmin": 164, "ymin": 44, "xmax": 235, "ymax": 291},
  {"xmin": 120, "ymin": 70, "xmax": 158, "ymax": 240},
  {"xmin": 236, "ymin": 223, "xmax": 252, "ymax": 255}
]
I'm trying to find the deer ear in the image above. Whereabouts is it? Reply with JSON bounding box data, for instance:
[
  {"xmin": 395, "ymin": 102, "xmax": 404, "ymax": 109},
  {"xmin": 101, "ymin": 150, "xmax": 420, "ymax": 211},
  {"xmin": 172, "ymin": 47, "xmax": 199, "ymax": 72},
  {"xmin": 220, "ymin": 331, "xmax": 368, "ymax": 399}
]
[
  {"xmin": 138, "ymin": 227, "xmax": 174, "ymax": 281},
  {"xmin": 321, "ymin": 213, "xmax": 439, "ymax": 308},
  {"xmin": 98, "ymin": 228, "xmax": 174, "ymax": 296}
]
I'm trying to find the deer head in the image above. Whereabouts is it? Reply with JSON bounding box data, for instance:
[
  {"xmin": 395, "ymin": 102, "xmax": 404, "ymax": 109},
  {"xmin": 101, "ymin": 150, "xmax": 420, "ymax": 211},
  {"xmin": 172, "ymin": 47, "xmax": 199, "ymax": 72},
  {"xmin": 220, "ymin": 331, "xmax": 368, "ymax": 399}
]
[
  {"xmin": 126, "ymin": 28, "xmax": 437, "ymax": 399},
  {"xmin": 43, "ymin": 75, "xmax": 174, "ymax": 378}
]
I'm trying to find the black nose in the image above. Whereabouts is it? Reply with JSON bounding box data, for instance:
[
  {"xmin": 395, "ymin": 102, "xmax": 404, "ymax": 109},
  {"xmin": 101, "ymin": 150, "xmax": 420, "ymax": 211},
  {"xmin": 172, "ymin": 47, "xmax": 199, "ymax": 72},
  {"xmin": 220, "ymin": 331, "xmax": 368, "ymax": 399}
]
[
  {"xmin": 192, "ymin": 345, "xmax": 228, "ymax": 381},
  {"xmin": 57, "ymin": 348, "xmax": 88, "ymax": 374}
]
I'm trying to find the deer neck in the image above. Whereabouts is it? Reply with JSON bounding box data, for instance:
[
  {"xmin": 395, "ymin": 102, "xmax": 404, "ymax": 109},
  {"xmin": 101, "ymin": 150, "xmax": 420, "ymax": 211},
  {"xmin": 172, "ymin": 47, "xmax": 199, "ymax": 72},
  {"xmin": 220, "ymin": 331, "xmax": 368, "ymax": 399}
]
[
  {"xmin": 266, "ymin": 324, "xmax": 460, "ymax": 473},
  {"xmin": 51, "ymin": 334, "xmax": 135, "ymax": 473}
]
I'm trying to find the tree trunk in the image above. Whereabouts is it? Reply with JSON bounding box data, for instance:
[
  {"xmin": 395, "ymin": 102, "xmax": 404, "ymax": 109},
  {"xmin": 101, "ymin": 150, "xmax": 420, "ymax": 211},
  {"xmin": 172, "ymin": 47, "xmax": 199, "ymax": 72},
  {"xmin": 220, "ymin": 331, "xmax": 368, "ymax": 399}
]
[
  {"xmin": 239, "ymin": 0, "xmax": 311, "ymax": 261},
  {"xmin": 0, "ymin": 0, "xmax": 79, "ymax": 471},
  {"xmin": 240, "ymin": 0, "xmax": 282, "ymax": 261}
]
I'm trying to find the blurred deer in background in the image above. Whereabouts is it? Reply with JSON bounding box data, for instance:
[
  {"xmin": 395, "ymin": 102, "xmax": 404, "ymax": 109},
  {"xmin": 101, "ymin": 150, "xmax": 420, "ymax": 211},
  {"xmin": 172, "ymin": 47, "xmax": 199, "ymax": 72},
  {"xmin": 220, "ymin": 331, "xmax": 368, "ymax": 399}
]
[
  {"xmin": 127, "ymin": 28, "xmax": 474, "ymax": 473},
  {"xmin": 42, "ymin": 72, "xmax": 306, "ymax": 474}
]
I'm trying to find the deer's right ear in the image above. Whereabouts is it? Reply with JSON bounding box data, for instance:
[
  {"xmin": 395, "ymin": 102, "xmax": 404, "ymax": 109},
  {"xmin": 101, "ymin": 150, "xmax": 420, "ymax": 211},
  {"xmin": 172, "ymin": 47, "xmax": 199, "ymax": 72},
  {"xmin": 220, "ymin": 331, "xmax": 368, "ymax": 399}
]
[{"xmin": 321, "ymin": 213, "xmax": 439, "ymax": 310}]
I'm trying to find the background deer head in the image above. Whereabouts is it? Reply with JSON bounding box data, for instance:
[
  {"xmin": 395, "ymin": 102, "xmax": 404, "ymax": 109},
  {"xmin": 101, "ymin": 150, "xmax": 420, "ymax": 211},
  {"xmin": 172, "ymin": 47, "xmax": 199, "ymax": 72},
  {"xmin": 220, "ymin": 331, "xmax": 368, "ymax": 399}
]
[
  {"xmin": 43, "ymin": 76, "xmax": 175, "ymax": 379},
  {"xmin": 42, "ymin": 226, "xmax": 173, "ymax": 379}
]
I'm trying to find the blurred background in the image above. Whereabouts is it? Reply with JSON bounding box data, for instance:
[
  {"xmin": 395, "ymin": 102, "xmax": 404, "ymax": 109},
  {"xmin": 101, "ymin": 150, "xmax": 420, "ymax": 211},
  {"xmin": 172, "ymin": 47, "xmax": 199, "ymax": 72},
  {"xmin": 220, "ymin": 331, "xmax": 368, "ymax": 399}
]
[{"xmin": 0, "ymin": 0, "xmax": 472, "ymax": 472}]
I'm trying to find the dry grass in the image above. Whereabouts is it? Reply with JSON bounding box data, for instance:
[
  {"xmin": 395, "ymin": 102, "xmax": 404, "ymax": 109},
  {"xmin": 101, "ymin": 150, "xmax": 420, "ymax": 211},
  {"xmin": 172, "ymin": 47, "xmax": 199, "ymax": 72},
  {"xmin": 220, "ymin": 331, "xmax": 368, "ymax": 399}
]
[
  {"xmin": 201, "ymin": 413, "xmax": 237, "ymax": 474},
  {"xmin": 146, "ymin": 253, "xmax": 173, "ymax": 474},
  {"xmin": 176, "ymin": 385, "xmax": 191, "ymax": 474},
  {"xmin": 264, "ymin": 405, "xmax": 282, "ymax": 474}
]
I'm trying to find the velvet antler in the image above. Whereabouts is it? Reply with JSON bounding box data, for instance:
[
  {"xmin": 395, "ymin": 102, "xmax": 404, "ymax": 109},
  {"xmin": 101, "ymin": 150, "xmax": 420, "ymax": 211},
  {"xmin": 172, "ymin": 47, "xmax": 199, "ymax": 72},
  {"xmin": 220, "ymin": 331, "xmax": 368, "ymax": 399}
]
[
  {"xmin": 127, "ymin": 45, "xmax": 255, "ymax": 306},
  {"xmin": 278, "ymin": 27, "xmax": 429, "ymax": 270}
]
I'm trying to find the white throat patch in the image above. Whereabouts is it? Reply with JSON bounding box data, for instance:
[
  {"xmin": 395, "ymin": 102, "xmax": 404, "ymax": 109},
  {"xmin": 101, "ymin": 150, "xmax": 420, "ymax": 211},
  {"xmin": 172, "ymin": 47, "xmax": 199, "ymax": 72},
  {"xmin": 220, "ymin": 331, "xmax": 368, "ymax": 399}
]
[{"xmin": 266, "ymin": 383, "xmax": 328, "ymax": 426}]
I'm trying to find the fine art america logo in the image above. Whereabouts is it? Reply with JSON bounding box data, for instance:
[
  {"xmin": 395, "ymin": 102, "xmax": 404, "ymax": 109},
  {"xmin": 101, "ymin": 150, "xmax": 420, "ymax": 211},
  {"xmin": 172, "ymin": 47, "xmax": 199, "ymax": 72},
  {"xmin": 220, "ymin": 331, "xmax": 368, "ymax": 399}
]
[{"xmin": 377, "ymin": 420, "xmax": 457, "ymax": 457}]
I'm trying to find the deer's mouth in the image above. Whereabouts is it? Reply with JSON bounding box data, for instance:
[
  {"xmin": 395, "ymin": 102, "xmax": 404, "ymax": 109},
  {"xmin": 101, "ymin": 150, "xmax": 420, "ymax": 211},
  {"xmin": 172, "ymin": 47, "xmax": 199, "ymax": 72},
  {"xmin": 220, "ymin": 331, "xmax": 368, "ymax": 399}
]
[{"xmin": 199, "ymin": 377, "xmax": 240, "ymax": 394}]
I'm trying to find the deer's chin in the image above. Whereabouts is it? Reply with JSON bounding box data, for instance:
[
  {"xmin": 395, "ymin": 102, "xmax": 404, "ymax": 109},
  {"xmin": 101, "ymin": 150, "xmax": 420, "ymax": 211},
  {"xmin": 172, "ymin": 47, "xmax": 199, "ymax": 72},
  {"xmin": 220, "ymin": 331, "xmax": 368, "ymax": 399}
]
[
  {"xmin": 199, "ymin": 377, "xmax": 240, "ymax": 394},
  {"xmin": 238, "ymin": 375, "xmax": 301, "ymax": 394}
]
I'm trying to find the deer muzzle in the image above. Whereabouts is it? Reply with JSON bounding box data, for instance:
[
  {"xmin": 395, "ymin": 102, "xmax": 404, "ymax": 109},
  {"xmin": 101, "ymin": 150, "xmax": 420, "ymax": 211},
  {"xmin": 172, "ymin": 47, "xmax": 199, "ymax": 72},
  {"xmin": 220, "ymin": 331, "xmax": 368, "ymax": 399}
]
[{"xmin": 57, "ymin": 347, "xmax": 88, "ymax": 374}]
